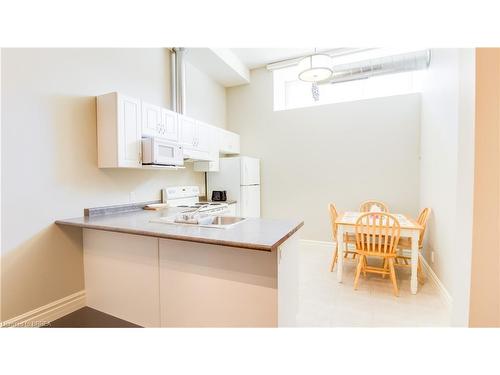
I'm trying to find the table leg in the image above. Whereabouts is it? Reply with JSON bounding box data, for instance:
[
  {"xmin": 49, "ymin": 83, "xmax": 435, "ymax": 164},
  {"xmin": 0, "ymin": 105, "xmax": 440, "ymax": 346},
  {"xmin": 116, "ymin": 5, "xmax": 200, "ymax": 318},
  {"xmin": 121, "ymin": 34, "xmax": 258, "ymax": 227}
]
[
  {"xmin": 410, "ymin": 231, "xmax": 419, "ymax": 294},
  {"xmin": 337, "ymin": 227, "xmax": 344, "ymax": 283}
]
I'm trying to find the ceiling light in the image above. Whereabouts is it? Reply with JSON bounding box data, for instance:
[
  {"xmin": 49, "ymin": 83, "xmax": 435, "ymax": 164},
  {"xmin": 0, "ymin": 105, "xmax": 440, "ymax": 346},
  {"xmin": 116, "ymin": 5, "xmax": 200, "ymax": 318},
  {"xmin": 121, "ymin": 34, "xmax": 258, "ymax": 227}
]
[{"xmin": 297, "ymin": 53, "xmax": 333, "ymax": 82}]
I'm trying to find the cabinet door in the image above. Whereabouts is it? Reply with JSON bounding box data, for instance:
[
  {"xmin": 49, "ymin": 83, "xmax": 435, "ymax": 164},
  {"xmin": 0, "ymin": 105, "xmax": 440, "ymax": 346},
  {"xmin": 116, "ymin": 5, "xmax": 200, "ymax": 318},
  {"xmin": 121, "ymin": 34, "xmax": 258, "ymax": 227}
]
[
  {"xmin": 162, "ymin": 108, "xmax": 178, "ymax": 141},
  {"xmin": 196, "ymin": 121, "xmax": 212, "ymax": 153},
  {"xmin": 159, "ymin": 238, "xmax": 278, "ymax": 327},
  {"xmin": 83, "ymin": 229, "xmax": 160, "ymax": 327},
  {"xmin": 117, "ymin": 94, "xmax": 142, "ymax": 168},
  {"xmin": 178, "ymin": 114, "xmax": 197, "ymax": 150},
  {"xmin": 141, "ymin": 101, "xmax": 162, "ymax": 137}
]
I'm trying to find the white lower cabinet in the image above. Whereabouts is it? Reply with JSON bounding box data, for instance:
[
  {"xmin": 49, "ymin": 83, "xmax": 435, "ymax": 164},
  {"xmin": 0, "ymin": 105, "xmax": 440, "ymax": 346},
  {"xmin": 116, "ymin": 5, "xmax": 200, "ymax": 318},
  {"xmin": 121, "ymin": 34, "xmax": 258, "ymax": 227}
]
[
  {"xmin": 82, "ymin": 229, "xmax": 297, "ymax": 327},
  {"xmin": 159, "ymin": 238, "xmax": 278, "ymax": 327},
  {"xmin": 83, "ymin": 229, "xmax": 160, "ymax": 327}
]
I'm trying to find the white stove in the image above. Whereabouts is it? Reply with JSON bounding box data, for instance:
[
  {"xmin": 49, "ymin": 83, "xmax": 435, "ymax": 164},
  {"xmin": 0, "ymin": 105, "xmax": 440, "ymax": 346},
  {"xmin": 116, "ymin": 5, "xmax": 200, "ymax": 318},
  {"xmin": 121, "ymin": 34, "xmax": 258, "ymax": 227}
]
[{"xmin": 161, "ymin": 186, "xmax": 229, "ymax": 215}]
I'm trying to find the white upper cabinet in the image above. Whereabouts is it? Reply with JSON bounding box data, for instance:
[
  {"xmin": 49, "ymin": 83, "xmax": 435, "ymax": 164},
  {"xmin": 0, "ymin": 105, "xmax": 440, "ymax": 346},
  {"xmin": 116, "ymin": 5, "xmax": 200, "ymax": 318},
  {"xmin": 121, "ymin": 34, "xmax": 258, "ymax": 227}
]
[
  {"xmin": 193, "ymin": 122, "xmax": 219, "ymax": 172},
  {"xmin": 97, "ymin": 92, "xmax": 142, "ymax": 168},
  {"xmin": 179, "ymin": 115, "xmax": 216, "ymax": 161},
  {"xmin": 97, "ymin": 92, "xmax": 237, "ymax": 169},
  {"xmin": 162, "ymin": 108, "xmax": 178, "ymax": 142},
  {"xmin": 141, "ymin": 102, "xmax": 162, "ymax": 137},
  {"xmin": 178, "ymin": 114, "xmax": 197, "ymax": 152},
  {"xmin": 196, "ymin": 121, "xmax": 212, "ymax": 153},
  {"xmin": 219, "ymin": 129, "xmax": 240, "ymax": 154},
  {"xmin": 142, "ymin": 102, "xmax": 179, "ymax": 141}
]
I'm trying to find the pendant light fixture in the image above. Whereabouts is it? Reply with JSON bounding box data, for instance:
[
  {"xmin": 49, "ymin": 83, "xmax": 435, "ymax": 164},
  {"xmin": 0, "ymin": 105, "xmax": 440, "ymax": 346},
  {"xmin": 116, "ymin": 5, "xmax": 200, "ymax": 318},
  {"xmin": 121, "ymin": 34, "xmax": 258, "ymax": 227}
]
[{"xmin": 297, "ymin": 49, "xmax": 333, "ymax": 83}]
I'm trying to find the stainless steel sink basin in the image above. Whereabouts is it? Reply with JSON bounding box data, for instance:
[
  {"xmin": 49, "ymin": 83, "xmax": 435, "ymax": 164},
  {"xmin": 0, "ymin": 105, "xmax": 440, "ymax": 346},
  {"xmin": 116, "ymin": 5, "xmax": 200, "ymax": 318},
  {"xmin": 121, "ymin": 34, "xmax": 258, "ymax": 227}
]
[
  {"xmin": 206, "ymin": 216, "xmax": 246, "ymax": 226},
  {"xmin": 151, "ymin": 215, "xmax": 247, "ymax": 229},
  {"xmin": 194, "ymin": 216, "xmax": 247, "ymax": 229}
]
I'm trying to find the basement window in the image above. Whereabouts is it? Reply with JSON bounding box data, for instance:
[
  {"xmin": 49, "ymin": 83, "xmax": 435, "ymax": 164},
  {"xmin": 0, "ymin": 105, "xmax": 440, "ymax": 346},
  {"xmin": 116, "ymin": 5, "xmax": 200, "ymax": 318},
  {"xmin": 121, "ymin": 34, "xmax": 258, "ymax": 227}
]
[{"xmin": 272, "ymin": 49, "xmax": 426, "ymax": 111}]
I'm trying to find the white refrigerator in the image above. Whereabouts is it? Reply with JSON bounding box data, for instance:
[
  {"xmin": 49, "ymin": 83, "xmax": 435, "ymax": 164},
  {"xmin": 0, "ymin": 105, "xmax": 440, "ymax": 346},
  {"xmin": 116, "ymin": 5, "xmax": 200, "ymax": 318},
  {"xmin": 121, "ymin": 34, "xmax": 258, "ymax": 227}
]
[{"xmin": 207, "ymin": 156, "xmax": 260, "ymax": 218}]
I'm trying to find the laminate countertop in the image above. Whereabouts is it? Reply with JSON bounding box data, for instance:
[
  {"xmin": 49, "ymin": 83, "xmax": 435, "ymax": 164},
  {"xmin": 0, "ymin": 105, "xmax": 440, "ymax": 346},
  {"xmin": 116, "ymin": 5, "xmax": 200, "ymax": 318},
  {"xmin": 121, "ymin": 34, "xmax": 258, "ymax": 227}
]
[{"xmin": 56, "ymin": 207, "xmax": 303, "ymax": 252}]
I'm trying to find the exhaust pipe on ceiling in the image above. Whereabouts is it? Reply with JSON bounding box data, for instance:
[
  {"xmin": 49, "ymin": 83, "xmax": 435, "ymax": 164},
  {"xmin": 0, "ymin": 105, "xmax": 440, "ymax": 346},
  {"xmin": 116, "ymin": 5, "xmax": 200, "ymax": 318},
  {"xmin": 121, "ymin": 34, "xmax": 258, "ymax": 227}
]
[
  {"xmin": 326, "ymin": 49, "xmax": 431, "ymax": 84},
  {"xmin": 171, "ymin": 47, "xmax": 186, "ymax": 114}
]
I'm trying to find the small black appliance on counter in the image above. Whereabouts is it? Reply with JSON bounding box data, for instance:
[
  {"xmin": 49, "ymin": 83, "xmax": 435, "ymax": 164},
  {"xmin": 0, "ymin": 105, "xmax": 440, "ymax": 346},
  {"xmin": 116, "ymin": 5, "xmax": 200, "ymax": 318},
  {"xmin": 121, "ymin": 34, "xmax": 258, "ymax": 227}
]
[{"xmin": 211, "ymin": 190, "xmax": 227, "ymax": 202}]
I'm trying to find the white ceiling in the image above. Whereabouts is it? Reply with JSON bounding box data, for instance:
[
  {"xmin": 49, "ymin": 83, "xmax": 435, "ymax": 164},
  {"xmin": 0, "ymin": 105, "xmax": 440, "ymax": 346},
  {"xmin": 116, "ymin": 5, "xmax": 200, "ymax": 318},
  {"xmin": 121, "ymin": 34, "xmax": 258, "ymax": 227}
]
[{"xmin": 230, "ymin": 48, "xmax": 322, "ymax": 69}]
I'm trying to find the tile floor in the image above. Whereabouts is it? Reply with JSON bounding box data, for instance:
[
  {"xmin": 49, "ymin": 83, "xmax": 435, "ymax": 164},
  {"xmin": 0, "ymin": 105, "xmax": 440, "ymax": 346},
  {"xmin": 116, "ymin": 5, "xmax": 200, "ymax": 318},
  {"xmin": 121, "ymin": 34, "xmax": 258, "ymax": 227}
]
[{"xmin": 296, "ymin": 241, "xmax": 451, "ymax": 327}]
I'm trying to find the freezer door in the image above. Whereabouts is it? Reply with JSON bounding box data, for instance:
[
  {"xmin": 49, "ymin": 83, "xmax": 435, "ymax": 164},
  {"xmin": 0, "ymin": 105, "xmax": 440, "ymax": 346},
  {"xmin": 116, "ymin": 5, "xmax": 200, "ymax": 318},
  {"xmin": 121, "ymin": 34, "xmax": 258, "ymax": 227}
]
[
  {"xmin": 240, "ymin": 157, "xmax": 260, "ymax": 186},
  {"xmin": 240, "ymin": 185, "xmax": 261, "ymax": 218}
]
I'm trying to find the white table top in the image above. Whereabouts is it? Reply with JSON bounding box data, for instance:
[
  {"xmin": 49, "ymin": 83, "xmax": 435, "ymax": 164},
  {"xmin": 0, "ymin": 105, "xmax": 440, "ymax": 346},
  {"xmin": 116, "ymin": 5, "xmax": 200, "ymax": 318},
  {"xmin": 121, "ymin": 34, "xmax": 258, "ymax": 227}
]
[{"xmin": 336, "ymin": 211, "xmax": 422, "ymax": 230}]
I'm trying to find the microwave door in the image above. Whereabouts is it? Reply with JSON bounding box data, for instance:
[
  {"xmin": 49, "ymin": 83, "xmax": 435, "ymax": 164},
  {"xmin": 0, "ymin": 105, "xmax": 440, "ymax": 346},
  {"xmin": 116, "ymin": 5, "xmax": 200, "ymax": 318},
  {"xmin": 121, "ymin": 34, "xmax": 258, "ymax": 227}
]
[
  {"xmin": 153, "ymin": 139, "xmax": 183, "ymax": 166},
  {"xmin": 157, "ymin": 143, "xmax": 175, "ymax": 164}
]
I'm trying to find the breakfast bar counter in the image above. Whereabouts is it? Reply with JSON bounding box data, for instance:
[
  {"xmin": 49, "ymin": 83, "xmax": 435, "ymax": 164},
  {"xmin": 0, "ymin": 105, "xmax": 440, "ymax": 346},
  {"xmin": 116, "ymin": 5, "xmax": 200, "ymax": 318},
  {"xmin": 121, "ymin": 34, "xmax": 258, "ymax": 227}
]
[
  {"xmin": 56, "ymin": 207, "xmax": 303, "ymax": 252},
  {"xmin": 56, "ymin": 204, "xmax": 303, "ymax": 328}
]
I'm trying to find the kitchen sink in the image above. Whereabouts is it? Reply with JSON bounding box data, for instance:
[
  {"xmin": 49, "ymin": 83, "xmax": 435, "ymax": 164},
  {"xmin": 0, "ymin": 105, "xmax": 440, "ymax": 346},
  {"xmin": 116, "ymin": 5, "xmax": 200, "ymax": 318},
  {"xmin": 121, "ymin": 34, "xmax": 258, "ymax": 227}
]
[
  {"xmin": 205, "ymin": 216, "xmax": 246, "ymax": 226},
  {"xmin": 151, "ymin": 215, "xmax": 247, "ymax": 229}
]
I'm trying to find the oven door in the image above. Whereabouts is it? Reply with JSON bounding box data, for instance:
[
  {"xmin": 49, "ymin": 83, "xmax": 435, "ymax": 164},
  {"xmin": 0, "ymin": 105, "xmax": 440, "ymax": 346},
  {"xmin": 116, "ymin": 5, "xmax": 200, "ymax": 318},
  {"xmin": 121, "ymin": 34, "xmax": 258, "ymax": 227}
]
[{"xmin": 153, "ymin": 139, "xmax": 184, "ymax": 166}]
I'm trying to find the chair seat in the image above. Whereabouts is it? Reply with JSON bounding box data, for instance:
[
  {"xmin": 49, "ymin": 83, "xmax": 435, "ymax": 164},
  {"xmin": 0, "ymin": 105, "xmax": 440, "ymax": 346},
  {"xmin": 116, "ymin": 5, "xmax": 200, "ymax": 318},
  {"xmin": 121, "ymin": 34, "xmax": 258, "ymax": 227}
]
[{"xmin": 397, "ymin": 236, "xmax": 423, "ymax": 250}]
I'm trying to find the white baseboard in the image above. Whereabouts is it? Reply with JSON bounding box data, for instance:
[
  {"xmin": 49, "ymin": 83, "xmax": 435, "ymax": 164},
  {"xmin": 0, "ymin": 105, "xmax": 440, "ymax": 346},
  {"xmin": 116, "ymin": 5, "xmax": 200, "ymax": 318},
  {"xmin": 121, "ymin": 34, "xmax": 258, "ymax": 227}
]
[
  {"xmin": 1, "ymin": 290, "xmax": 86, "ymax": 328},
  {"xmin": 419, "ymin": 256, "xmax": 453, "ymax": 307},
  {"xmin": 299, "ymin": 239, "xmax": 453, "ymax": 308}
]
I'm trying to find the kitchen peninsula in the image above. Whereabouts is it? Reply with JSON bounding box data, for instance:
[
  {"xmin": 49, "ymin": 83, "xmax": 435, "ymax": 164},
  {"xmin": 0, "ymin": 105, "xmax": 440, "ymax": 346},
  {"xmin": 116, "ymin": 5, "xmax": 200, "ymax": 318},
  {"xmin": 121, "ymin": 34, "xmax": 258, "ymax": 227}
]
[{"xmin": 56, "ymin": 204, "xmax": 303, "ymax": 328}]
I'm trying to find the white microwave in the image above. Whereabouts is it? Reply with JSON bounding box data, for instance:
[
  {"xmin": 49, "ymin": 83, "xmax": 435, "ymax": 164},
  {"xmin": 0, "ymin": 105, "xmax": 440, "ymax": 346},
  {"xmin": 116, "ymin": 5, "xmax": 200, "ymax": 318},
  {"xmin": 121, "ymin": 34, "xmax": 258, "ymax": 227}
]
[{"xmin": 142, "ymin": 137, "xmax": 184, "ymax": 166}]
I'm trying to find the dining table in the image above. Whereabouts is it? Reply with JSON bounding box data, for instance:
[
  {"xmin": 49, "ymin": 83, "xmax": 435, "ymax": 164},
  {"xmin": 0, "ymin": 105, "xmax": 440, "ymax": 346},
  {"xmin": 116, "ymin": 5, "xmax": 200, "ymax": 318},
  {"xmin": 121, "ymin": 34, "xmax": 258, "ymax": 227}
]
[{"xmin": 335, "ymin": 211, "xmax": 423, "ymax": 294}]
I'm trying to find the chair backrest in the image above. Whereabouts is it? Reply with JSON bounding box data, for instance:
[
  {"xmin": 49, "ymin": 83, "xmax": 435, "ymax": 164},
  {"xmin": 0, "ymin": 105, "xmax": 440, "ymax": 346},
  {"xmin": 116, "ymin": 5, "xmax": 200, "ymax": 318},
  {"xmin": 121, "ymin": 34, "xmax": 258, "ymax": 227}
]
[
  {"xmin": 328, "ymin": 203, "xmax": 338, "ymax": 239},
  {"xmin": 359, "ymin": 200, "xmax": 389, "ymax": 213},
  {"xmin": 355, "ymin": 212, "xmax": 401, "ymax": 255},
  {"xmin": 417, "ymin": 208, "xmax": 431, "ymax": 247}
]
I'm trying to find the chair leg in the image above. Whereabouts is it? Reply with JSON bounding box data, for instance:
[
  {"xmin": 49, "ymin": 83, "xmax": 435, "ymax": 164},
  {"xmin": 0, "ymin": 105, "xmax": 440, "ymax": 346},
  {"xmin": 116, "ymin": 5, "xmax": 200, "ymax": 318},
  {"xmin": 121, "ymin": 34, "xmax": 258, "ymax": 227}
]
[
  {"xmin": 382, "ymin": 258, "xmax": 388, "ymax": 279},
  {"xmin": 388, "ymin": 258, "xmax": 399, "ymax": 297},
  {"xmin": 362, "ymin": 256, "xmax": 367, "ymax": 277},
  {"xmin": 354, "ymin": 255, "xmax": 364, "ymax": 290},
  {"xmin": 329, "ymin": 246, "xmax": 338, "ymax": 272}
]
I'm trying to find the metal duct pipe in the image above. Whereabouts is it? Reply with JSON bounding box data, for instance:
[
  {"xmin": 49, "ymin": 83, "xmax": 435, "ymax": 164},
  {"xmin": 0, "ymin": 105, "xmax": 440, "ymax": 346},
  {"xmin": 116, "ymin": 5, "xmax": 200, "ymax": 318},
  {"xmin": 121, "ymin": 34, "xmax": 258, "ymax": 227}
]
[
  {"xmin": 171, "ymin": 47, "xmax": 186, "ymax": 114},
  {"xmin": 266, "ymin": 48, "xmax": 374, "ymax": 71},
  {"xmin": 170, "ymin": 49, "xmax": 177, "ymax": 112},
  {"xmin": 326, "ymin": 49, "xmax": 431, "ymax": 84}
]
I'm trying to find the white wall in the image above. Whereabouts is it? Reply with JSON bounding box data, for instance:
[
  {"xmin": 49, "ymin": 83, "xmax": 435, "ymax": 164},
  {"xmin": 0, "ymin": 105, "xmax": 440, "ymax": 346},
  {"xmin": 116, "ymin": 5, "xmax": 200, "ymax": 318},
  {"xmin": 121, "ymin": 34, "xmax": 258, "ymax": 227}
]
[
  {"xmin": 419, "ymin": 49, "xmax": 475, "ymax": 326},
  {"xmin": 226, "ymin": 68, "xmax": 421, "ymax": 241},
  {"xmin": 0, "ymin": 48, "xmax": 226, "ymax": 320},
  {"xmin": 185, "ymin": 61, "xmax": 226, "ymax": 128}
]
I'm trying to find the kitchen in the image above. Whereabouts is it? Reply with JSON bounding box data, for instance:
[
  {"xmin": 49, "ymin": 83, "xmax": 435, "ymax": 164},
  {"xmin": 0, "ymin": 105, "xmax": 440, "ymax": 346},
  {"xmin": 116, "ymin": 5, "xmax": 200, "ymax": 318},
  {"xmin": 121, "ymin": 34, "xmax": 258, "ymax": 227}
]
[
  {"xmin": 2, "ymin": 2, "xmax": 500, "ymax": 374},
  {"xmin": 0, "ymin": 46, "xmax": 495, "ymax": 331}
]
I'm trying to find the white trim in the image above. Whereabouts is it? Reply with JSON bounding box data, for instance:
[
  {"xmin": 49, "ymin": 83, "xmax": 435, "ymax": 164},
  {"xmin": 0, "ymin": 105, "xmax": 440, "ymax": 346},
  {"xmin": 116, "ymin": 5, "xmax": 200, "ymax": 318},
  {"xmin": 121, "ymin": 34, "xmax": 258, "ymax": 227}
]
[
  {"xmin": 1, "ymin": 291, "xmax": 86, "ymax": 328},
  {"xmin": 419, "ymin": 255, "xmax": 453, "ymax": 308},
  {"xmin": 299, "ymin": 239, "xmax": 453, "ymax": 307}
]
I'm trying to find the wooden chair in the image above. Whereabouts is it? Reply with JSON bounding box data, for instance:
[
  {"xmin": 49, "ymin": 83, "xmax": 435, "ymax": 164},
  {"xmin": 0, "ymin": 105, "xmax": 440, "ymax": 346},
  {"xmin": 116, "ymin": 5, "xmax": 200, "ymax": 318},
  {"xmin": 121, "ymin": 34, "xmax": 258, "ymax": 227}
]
[
  {"xmin": 353, "ymin": 212, "xmax": 401, "ymax": 296},
  {"xmin": 359, "ymin": 200, "xmax": 389, "ymax": 213},
  {"xmin": 394, "ymin": 208, "xmax": 431, "ymax": 284},
  {"xmin": 328, "ymin": 203, "xmax": 357, "ymax": 272}
]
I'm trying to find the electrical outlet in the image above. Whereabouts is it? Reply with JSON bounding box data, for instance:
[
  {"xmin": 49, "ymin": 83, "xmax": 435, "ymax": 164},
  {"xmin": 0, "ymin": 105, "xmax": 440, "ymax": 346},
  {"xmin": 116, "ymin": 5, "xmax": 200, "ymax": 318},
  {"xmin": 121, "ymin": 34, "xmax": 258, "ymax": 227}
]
[
  {"xmin": 431, "ymin": 250, "xmax": 435, "ymax": 263},
  {"xmin": 129, "ymin": 191, "xmax": 136, "ymax": 203}
]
